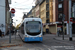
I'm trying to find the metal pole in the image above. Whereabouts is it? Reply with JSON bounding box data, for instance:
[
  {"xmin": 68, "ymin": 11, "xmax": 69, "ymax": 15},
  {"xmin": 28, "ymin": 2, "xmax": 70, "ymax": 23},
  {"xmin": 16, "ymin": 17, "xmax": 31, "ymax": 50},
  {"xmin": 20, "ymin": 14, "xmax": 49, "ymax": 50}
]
[
  {"xmin": 9, "ymin": 19, "xmax": 11, "ymax": 43},
  {"xmin": 9, "ymin": 12, "xmax": 11, "ymax": 43},
  {"xmin": 62, "ymin": 1, "xmax": 64, "ymax": 40},
  {"xmin": 62, "ymin": 21, "xmax": 64, "ymax": 40},
  {"xmin": 69, "ymin": 0, "xmax": 72, "ymax": 41}
]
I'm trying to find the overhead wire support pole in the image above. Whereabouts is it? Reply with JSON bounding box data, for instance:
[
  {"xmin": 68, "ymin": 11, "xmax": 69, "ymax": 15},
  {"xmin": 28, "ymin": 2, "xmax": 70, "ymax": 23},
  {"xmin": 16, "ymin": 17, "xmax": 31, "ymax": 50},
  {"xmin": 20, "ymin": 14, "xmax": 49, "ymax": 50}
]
[{"xmin": 69, "ymin": 0, "xmax": 72, "ymax": 41}]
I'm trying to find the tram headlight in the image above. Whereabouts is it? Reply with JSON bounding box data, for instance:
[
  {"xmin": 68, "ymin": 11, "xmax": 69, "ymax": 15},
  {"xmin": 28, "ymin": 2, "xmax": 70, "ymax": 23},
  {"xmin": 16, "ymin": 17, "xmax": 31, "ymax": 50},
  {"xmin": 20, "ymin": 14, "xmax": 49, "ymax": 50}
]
[
  {"xmin": 39, "ymin": 35, "xmax": 42, "ymax": 37},
  {"xmin": 27, "ymin": 36, "xmax": 29, "ymax": 37},
  {"xmin": 24, "ymin": 35, "xmax": 29, "ymax": 37}
]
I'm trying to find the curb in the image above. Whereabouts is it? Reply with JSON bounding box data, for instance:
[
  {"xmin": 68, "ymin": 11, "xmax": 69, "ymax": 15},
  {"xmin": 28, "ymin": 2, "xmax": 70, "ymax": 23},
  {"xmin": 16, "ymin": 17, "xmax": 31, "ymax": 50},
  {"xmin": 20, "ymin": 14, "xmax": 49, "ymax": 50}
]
[
  {"xmin": 53, "ymin": 37, "xmax": 69, "ymax": 41},
  {"xmin": 53, "ymin": 38, "xmax": 75, "ymax": 46},
  {"xmin": 0, "ymin": 43, "xmax": 22, "ymax": 49},
  {"xmin": 53, "ymin": 38, "xmax": 62, "ymax": 41}
]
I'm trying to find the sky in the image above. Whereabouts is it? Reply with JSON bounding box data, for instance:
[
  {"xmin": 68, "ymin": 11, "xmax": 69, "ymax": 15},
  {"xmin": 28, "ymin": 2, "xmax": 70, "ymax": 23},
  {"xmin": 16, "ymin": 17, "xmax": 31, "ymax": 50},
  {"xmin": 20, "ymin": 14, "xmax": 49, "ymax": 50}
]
[{"xmin": 10, "ymin": 0, "xmax": 35, "ymax": 26}]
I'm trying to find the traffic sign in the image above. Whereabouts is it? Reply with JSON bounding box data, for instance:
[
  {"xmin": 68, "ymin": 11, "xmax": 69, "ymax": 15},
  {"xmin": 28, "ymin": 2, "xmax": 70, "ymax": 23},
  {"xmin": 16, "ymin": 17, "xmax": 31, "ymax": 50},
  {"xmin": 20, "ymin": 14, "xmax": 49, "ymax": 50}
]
[
  {"xmin": 11, "ymin": 13, "xmax": 15, "ymax": 17},
  {"xmin": 70, "ymin": 18, "xmax": 73, "ymax": 22},
  {"xmin": 11, "ymin": 8, "xmax": 15, "ymax": 13}
]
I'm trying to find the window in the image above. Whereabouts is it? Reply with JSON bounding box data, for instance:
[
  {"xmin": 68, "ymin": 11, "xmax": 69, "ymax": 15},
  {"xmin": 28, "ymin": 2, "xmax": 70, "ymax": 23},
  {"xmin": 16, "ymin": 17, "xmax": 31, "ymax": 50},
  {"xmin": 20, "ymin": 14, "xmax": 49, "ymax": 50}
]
[
  {"xmin": 58, "ymin": 13, "xmax": 63, "ymax": 21},
  {"xmin": 46, "ymin": 12, "xmax": 49, "ymax": 18},
  {"xmin": 46, "ymin": 4, "xmax": 49, "ymax": 11},
  {"xmin": 46, "ymin": 0, "xmax": 49, "ymax": 3},
  {"xmin": 58, "ymin": 0, "xmax": 63, "ymax": 2},
  {"xmin": 58, "ymin": 13, "xmax": 62, "ymax": 18},
  {"xmin": 72, "ymin": 3, "xmax": 75, "ymax": 18},
  {"xmin": 58, "ymin": 3, "xmax": 63, "ymax": 11},
  {"xmin": 58, "ymin": 4, "xmax": 62, "ymax": 8},
  {"xmin": 46, "ymin": 19, "xmax": 49, "ymax": 23}
]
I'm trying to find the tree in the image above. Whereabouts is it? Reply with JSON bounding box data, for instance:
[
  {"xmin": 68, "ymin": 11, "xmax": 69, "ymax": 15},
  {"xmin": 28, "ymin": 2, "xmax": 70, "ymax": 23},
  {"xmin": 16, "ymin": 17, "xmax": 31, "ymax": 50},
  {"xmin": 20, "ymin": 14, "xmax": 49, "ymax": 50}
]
[{"xmin": 16, "ymin": 23, "xmax": 21, "ymax": 30}]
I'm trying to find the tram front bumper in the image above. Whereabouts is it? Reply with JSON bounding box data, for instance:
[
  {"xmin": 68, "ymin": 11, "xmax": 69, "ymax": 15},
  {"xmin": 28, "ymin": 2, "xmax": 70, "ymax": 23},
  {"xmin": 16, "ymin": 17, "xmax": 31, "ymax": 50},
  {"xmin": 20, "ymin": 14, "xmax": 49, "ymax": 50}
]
[{"xmin": 24, "ymin": 37, "xmax": 43, "ymax": 42}]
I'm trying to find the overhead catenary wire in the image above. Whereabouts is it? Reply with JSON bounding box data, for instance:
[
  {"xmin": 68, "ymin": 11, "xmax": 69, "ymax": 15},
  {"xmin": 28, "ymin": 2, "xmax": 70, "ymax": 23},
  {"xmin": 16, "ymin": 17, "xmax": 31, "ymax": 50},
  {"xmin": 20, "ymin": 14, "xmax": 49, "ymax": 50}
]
[
  {"xmin": 11, "ymin": 0, "xmax": 35, "ymax": 7},
  {"xmin": 10, "ymin": 7, "xmax": 31, "ymax": 10},
  {"xmin": 12, "ymin": 0, "xmax": 30, "ymax": 6},
  {"xmin": 0, "ymin": 0, "xmax": 35, "ymax": 10},
  {"xmin": 0, "ymin": 5, "xmax": 31, "ymax": 10},
  {"xmin": 11, "ymin": 0, "xmax": 35, "ymax": 10}
]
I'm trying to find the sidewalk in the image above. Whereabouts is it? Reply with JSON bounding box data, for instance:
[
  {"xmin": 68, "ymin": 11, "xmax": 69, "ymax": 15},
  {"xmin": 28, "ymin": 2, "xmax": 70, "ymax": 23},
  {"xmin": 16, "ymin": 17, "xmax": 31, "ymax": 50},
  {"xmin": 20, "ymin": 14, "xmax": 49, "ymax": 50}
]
[
  {"xmin": 0, "ymin": 35, "xmax": 23, "ymax": 48},
  {"xmin": 53, "ymin": 34, "xmax": 75, "ymax": 41},
  {"xmin": 52, "ymin": 34, "xmax": 75, "ymax": 46}
]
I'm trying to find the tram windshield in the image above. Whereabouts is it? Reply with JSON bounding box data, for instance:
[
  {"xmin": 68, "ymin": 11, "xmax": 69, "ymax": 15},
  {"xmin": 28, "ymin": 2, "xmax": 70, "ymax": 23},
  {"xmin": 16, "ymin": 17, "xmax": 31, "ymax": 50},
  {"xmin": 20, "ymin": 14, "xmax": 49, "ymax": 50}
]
[{"xmin": 26, "ymin": 21, "xmax": 41, "ymax": 35}]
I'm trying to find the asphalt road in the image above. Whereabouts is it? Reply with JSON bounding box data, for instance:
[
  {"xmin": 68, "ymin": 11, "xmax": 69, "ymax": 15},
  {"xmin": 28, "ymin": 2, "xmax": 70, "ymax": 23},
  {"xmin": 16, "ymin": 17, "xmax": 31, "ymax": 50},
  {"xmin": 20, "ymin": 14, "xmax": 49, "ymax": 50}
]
[{"xmin": 0, "ymin": 34, "xmax": 75, "ymax": 50}]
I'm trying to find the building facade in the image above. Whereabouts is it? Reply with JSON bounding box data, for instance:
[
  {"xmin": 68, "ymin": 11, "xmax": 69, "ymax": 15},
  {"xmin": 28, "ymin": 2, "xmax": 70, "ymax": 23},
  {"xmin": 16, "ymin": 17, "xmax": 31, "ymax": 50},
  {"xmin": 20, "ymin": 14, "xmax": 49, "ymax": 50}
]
[
  {"xmin": 6, "ymin": 0, "xmax": 11, "ymax": 35},
  {"xmin": 40, "ymin": 0, "xmax": 46, "ymax": 33},
  {"xmin": 27, "ymin": 10, "xmax": 32, "ymax": 17},
  {"xmin": 27, "ymin": 0, "xmax": 75, "ymax": 35},
  {"xmin": 0, "ymin": 0, "xmax": 10, "ymax": 35},
  {"xmin": 35, "ymin": 4, "xmax": 40, "ymax": 18},
  {"xmin": 32, "ymin": 7, "xmax": 35, "ymax": 17},
  {"xmin": 49, "ymin": 0, "xmax": 75, "ymax": 35}
]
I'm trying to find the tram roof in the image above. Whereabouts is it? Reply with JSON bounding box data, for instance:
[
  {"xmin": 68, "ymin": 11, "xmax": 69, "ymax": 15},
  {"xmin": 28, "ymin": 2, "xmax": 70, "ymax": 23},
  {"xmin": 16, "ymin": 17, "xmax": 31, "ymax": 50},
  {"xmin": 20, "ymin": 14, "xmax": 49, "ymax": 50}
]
[
  {"xmin": 19, "ymin": 18, "xmax": 42, "ymax": 27},
  {"xmin": 23, "ymin": 18, "xmax": 42, "ymax": 22}
]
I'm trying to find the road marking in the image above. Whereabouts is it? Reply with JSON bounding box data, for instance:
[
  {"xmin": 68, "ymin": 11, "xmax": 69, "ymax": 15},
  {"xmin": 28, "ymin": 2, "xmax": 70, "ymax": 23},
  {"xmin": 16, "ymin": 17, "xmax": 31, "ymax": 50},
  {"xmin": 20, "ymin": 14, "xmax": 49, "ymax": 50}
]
[
  {"xmin": 48, "ymin": 48, "xmax": 51, "ymax": 50},
  {"xmin": 53, "ymin": 38, "xmax": 74, "ymax": 46},
  {"xmin": 35, "ymin": 47, "xmax": 43, "ymax": 50},
  {"xmin": 43, "ymin": 44, "xmax": 51, "ymax": 50}
]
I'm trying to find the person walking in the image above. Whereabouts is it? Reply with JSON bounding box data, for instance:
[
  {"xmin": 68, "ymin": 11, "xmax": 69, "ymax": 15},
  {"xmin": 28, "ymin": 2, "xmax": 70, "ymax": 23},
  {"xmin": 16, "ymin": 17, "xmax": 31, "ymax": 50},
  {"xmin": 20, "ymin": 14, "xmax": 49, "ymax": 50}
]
[
  {"xmin": 6, "ymin": 30, "xmax": 9, "ymax": 35},
  {"xmin": 0, "ymin": 29, "xmax": 2, "ymax": 37},
  {"xmin": 58, "ymin": 30, "xmax": 61, "ymax": 37}
]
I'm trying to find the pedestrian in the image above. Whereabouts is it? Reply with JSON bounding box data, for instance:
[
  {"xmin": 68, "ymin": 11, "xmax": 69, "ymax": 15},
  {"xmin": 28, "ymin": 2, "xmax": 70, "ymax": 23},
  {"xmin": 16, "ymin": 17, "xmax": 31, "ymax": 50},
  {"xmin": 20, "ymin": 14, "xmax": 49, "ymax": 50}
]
[
  {"xmin": 6, "ymin": 30, "xmax": 9, "ymax": 35},
  {"xmin": 0, "ymin": 29, "xmax": 2, "ymax": 37},
  {"xmin": 58, "ymin": 30, "xmax": 60, "ymax": 37}
]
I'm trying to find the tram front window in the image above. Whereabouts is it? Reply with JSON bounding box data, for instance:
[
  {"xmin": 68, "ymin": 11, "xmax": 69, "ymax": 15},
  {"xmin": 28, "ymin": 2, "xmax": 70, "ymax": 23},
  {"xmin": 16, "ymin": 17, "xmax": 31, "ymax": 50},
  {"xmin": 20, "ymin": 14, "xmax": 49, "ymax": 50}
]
[{"xmin": 26, "ymin": 21, "xmax": 41, "ymax": 36}]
